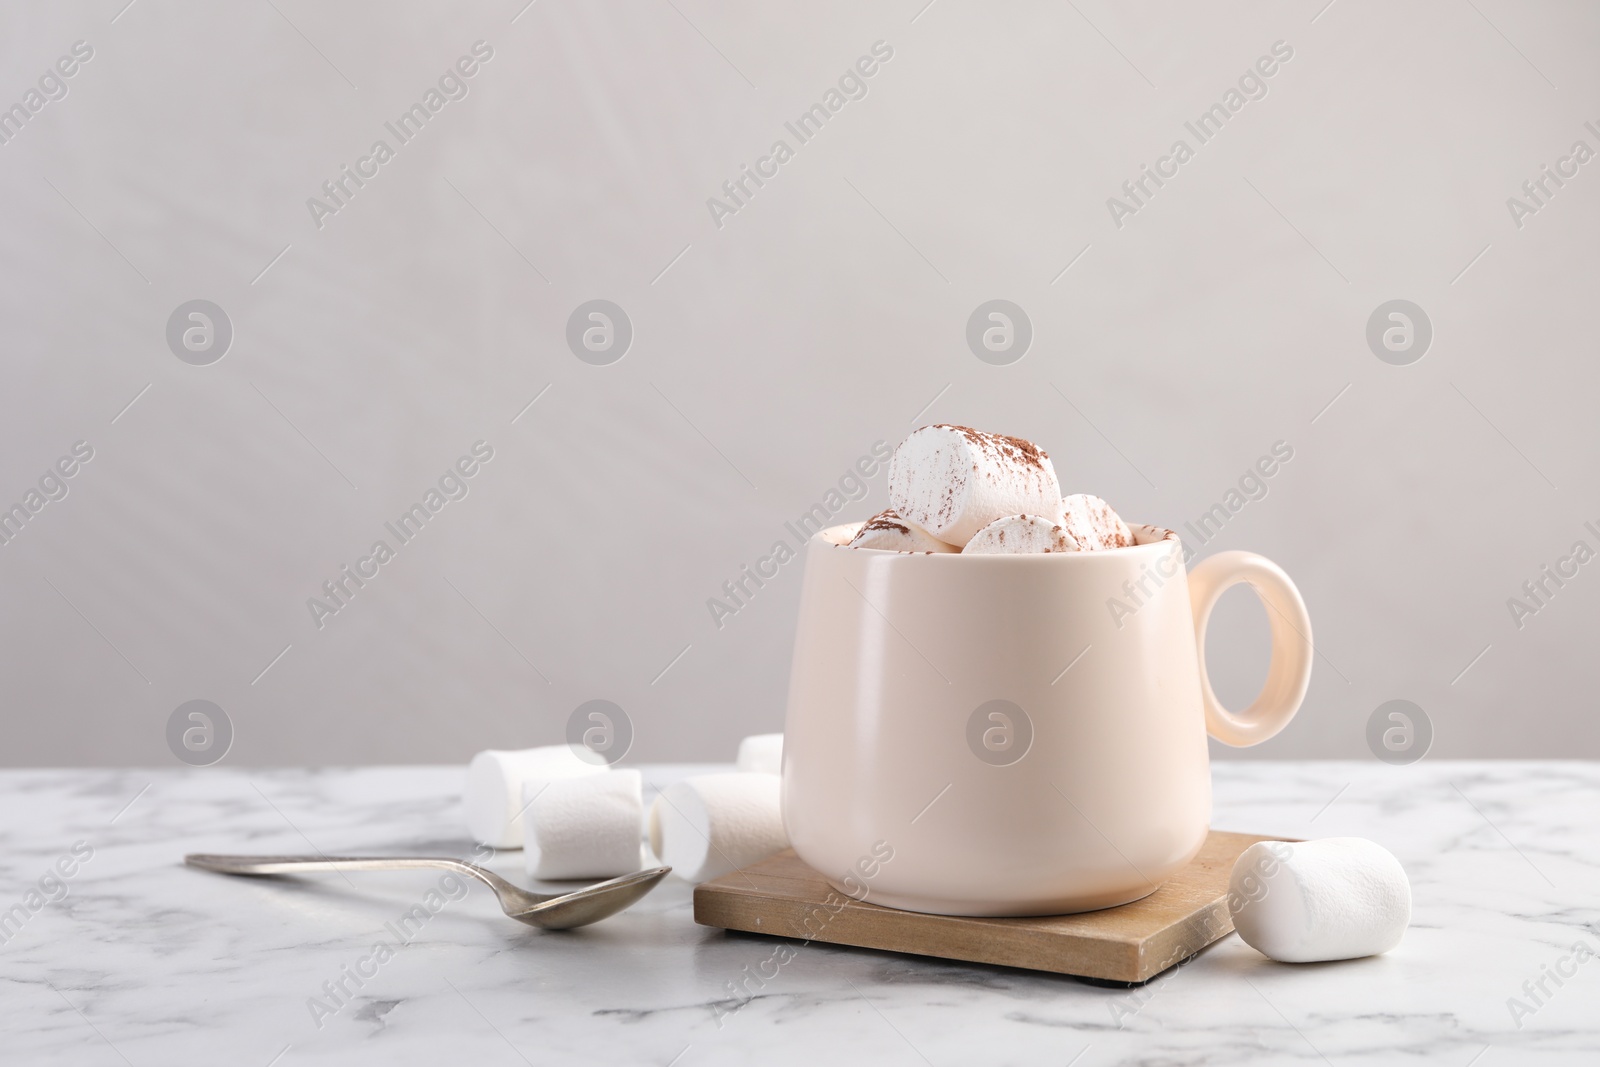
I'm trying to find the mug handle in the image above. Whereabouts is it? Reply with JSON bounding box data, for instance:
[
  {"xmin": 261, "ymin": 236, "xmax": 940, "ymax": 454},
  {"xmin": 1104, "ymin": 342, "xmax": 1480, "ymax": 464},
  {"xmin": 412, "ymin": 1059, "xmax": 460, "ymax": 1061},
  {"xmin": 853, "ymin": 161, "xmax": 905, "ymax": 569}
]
[{"xmin": 1187, "ymin": 551, "xmax": 1313, "ymax": 747}]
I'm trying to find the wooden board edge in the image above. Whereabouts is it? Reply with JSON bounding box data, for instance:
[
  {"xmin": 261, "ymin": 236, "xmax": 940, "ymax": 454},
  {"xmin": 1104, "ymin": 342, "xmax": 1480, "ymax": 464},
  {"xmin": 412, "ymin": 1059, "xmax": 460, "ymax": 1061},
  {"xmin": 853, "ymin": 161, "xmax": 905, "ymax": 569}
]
[
  {"xmin": 1128, "ymin": 900, "xmax": 1237, "ymax": 982},
  {"xmin": 694, "ymin": 886, "xmax": 1144, "ymax": 983},
  {"xmin": 692, "ymin": 830, "xmax": 1301, "ymax": 984}
]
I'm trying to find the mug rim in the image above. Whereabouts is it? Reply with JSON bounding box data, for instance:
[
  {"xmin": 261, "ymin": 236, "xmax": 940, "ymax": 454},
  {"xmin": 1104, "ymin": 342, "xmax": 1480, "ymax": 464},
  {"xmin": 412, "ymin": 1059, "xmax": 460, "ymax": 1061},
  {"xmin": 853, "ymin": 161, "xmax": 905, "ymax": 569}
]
[{"xmin": 819, "ymin": 521, "xmax": 1181, "ymax": 557}]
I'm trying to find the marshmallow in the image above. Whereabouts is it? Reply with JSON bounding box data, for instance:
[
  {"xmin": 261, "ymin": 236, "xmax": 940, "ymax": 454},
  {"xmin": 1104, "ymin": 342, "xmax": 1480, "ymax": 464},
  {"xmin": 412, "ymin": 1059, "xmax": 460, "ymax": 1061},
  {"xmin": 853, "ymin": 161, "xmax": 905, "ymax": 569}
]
[
  {"xmin": 820, "ymin": 522, "xmax": 864, "ymax": 546},
  {"xmin": 963, "ymin": 513, "xmax": 1075, "ymax": 554},
  {"xmin": 888, "ymin": 425, "xmax": 1061, "ymax": 547},
  {"xmin": 523, "ymin": 770, "xmax": 645, "ymax": 880},
  {"xmin": 735, "ymin": 733, "xmax": 784, "ymax": 775},
  {"xmin": 649, "ymin": 773, "xmax": 787, "ymax": 883},
  {"xmin": 1229, "ymin": 838, "xmax": 1411, "ymax": 963},
  {"xmin": 465, "ymin": 746, "xmax": 608, "ymax": 848},
  {"xmin": 847, "ymin": 509, "xmax": 959, "ymax": 553},
  {"xmin": 1057, "ymin": 493, "xmax": 1133, "ymax": 550}
]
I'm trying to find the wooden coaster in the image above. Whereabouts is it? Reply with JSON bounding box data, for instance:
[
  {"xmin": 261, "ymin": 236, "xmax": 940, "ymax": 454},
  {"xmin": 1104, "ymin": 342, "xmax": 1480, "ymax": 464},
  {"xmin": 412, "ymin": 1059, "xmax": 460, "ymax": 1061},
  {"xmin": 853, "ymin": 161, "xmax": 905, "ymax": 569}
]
[{"xmin": 693, "ymin": 829, "xmax": 1279, "ymax": 984}]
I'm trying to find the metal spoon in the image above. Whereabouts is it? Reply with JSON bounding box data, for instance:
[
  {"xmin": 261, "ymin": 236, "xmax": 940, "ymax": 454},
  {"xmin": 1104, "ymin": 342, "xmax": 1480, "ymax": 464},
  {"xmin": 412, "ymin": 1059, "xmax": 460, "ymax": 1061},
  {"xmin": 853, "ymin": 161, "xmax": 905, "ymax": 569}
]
[{"xmin": 184, "ymin": 854, "xmax": 671, "ymax": 930}]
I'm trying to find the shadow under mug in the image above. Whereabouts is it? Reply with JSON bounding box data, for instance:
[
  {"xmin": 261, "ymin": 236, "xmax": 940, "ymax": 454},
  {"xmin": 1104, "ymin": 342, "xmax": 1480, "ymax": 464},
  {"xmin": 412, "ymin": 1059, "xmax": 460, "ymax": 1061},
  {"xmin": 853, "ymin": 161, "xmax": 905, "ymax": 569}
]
[{"xmin": 780, "ymin": 524, "xmax": 1313, "ymax": 916}]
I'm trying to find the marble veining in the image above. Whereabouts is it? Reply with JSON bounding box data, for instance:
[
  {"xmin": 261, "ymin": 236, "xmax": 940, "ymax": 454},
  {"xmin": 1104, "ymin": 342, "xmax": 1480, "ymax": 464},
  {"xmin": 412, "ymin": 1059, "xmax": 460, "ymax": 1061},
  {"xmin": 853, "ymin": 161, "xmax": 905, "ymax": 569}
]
[{"xmin": 1, "ymin": 761, "xmax": 1597, "ymax": 1065}]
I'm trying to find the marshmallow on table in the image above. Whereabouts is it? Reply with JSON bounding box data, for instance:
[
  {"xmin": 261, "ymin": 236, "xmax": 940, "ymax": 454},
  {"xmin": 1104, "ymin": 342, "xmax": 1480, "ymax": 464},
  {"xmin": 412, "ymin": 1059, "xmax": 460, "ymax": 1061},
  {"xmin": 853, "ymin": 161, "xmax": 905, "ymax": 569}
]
[
  {"xmin": 847, "ymin": 509, "xmax": 958, "ymax": 553},
  {"xmin": 1058, "ymin": 493, "xmax": 1133, "ymax": 550},
  {"xmin": 1229, "ymin": 838, "xmax": 1411, "ymax": 963},
  {"xmin": 888, "ymin": 425, "xmax": 1061, "ymax": 547},
  {"xmin": 523, "ymin": 769, "xmax": 645, "ymax": 880},
  {"xmin": 735, "ymin": 733, "xmax": 784, "ymax": 776},
  {"xmin": 465, "ymin": 746, "xmax": 608, "ymax": 849},
  {"xmin": 649, "ymin": 773, "xmax": 787, "ymax": 883},
  {"xmin": 963, "ymin": 513, "xmax": 1075, "ymax": 554}
]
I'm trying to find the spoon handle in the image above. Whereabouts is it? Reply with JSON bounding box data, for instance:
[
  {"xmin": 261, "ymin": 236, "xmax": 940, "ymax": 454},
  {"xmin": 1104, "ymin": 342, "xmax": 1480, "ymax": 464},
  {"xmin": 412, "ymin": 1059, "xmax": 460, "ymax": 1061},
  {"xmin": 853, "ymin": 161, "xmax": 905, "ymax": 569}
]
[
  {"xmin": 181, "ymin": 853, "xmax": 529, "ymax": 904},
  {"xmin": 184, "ymin": 853, "xmax": 672, "ymax": 930},
  {"xmin": 185, "ymin": 854, "xmax": 482, "ymax": 876}
]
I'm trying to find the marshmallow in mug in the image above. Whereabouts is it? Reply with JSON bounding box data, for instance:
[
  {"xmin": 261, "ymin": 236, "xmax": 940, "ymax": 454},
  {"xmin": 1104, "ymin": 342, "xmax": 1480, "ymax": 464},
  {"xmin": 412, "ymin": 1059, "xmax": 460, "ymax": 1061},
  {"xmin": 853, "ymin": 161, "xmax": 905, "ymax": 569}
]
[
  {"xmin": 963, "ymin": 513, "xmax": 1074, "ymax": 554},
  {"xmin": 1058, "ymin": 493, "xmax": 1134, "ymax": 550},
  {"xmin": 523, "ymin": 770, "xmax": 646, "ymax": 880},
  {"xmin": 650, "ymin": 773, "xmax": 788, "ymax": 883},
  {"xmin": 847, "ymin": 508, "xmax": 958, "ymax": 553},
  {"xmin": 464, "ymin": 746, "xmax": 608, "ymax": 849},
  {"xmin": 1228, "ymin": 838, "xmax": 1411, "ymax": 963},
  {"xmin": 888, "ymin": 424, "xmax": 1062, "ymax": 547},
  {"xmin": 819, "ymin": 521, "xmax": 864, "ymax": 546}
]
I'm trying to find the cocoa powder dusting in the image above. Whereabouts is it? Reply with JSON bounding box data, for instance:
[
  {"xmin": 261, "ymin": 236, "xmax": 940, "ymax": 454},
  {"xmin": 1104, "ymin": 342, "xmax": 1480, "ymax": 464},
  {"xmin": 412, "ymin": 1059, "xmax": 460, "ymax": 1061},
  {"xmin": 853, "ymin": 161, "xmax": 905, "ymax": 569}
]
[
  {"xmin": 857, "ymin": 508, "xmax": 910, "ymax": 536},
  {"xmin": 932, "ymin": 424, "xmax": 1049, "ymax": 473}
]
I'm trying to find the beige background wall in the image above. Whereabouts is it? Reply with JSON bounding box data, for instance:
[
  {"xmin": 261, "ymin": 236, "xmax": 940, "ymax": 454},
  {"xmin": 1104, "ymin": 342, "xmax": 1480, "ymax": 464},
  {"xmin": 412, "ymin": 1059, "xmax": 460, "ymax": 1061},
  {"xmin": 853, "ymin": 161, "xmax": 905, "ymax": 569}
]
[{"xmin": 2, "ymin": 1, "xmax": 1596, "ymax": 765}]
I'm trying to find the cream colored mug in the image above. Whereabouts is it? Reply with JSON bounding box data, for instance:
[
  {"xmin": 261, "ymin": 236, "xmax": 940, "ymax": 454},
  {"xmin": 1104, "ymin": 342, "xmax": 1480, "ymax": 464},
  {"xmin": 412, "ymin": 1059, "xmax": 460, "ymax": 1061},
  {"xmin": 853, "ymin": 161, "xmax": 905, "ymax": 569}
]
[{"xmin": 781, "ymin": 523, "xmax": 1313, "ymax": 916}]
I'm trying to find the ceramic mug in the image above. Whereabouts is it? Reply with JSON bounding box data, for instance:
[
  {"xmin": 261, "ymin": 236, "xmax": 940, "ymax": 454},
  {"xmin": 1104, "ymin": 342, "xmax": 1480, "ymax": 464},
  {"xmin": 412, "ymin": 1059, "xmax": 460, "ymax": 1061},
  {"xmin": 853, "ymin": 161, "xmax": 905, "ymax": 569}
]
[{"xmin": 780, "ymin": 523, "xmax": 1313, "ymax": 916}]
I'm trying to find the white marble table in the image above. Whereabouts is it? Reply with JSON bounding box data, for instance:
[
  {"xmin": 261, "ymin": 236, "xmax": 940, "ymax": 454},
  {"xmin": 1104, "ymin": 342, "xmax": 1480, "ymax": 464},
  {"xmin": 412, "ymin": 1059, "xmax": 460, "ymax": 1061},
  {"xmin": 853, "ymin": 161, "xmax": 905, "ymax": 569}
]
[{"xmin": 2, "ymin": 761, "xmax": 1597, "ymax": 1066}]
